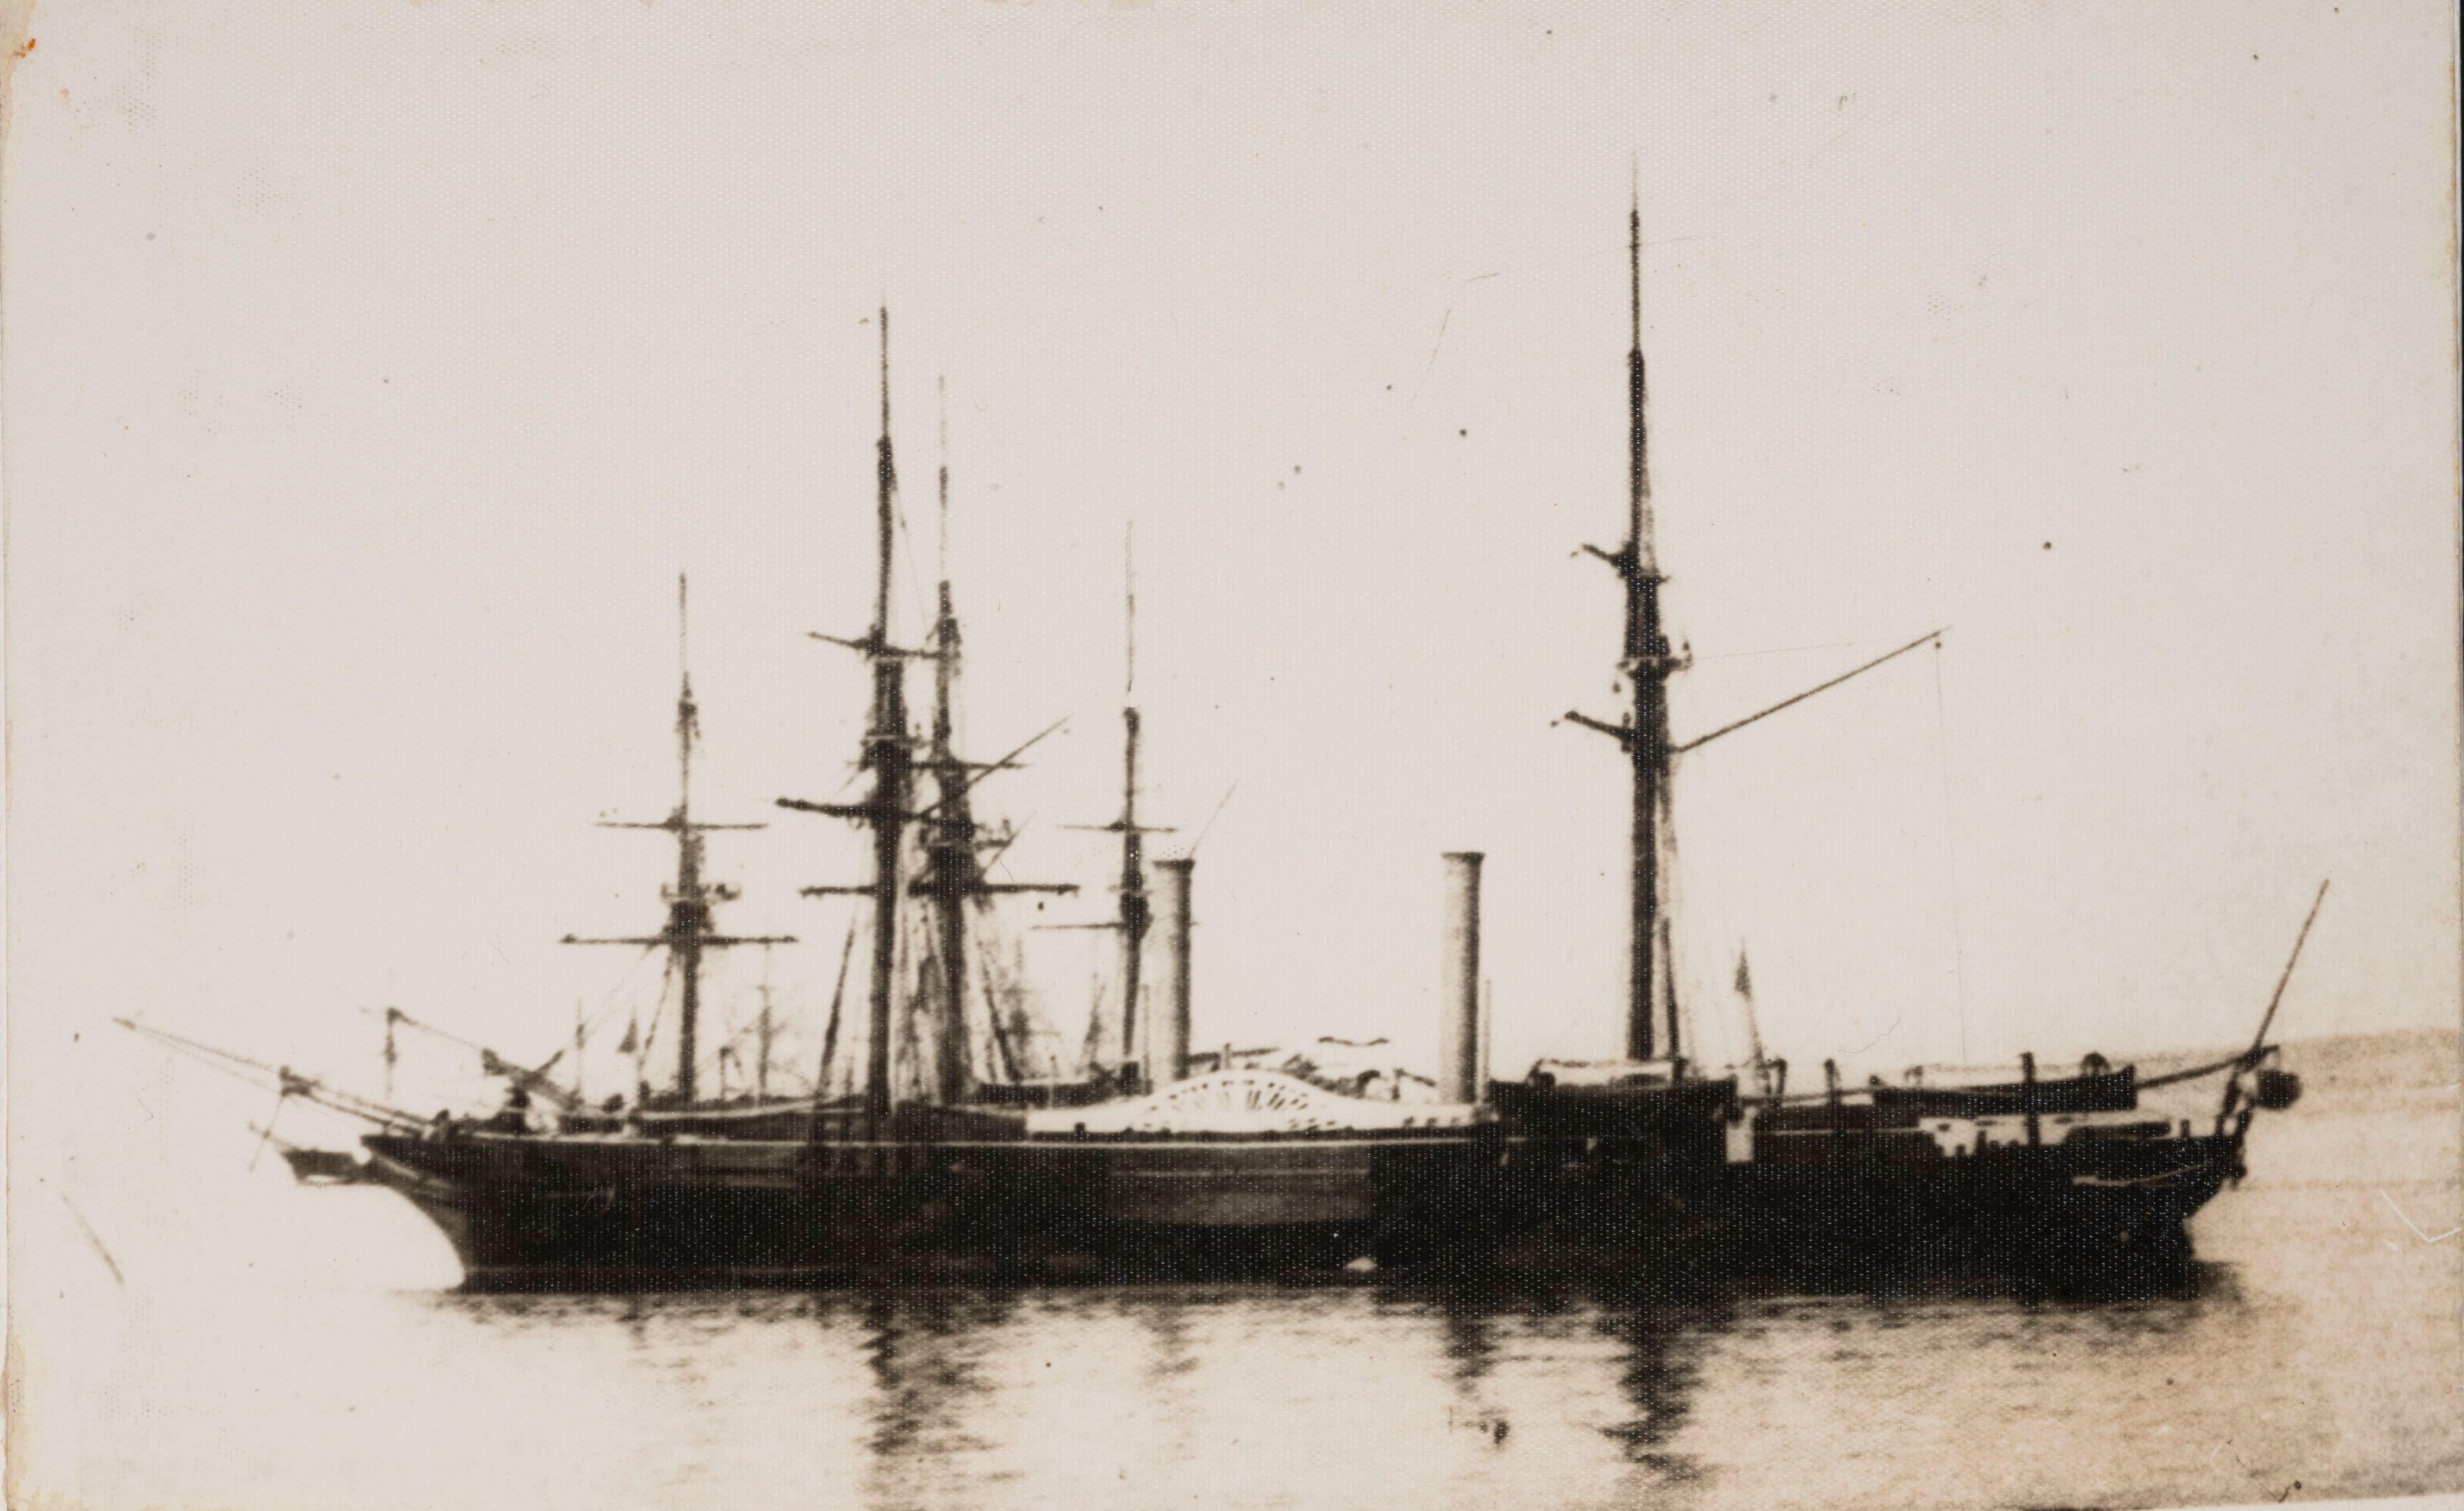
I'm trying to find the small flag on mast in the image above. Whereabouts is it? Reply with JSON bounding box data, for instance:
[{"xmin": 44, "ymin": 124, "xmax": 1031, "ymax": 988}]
[{"xmin": 1734, "ymin": 944, "xmax": 1775, "ymax": 1097}]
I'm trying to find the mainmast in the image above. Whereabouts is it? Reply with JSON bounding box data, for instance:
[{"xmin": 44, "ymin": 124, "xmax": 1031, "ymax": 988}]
[
  {"xmin": 914, "ymin": 380, "xmax": 1078, "ymax": 1103},
  {"xmin": 1568, "ymin": 184, "xmax": 1681, "ymax": 1062},
  {"xmin": 925, "ymin": 380, "xmax": 970, "ymax": 1105},
  {"xmin": 567, "ymin": 575, "xmax": 793, "ymax": 1104}
]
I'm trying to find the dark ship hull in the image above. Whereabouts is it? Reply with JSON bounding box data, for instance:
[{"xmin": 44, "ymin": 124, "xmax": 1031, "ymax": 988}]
[{"xmin": 360, "ymin": 1092, "xmax": 2245, "ymax": 1293}]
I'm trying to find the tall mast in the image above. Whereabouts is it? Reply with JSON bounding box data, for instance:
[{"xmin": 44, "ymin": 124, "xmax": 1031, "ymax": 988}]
[
  {"xmin": 912, "ymin": 380, "xmax": 1079, "ymax": 1102},
  {"xmin": 1116, "ymin": 530, "xmax": 1151, "ymax": 1065},
  {"xmin": 566, "ymin": 574, "xmax": 791, "ymax": 1104},
  {"xmin": 925, "ymin": 379, "xmax": 974, "ymax": 1104},
  {"xmin": 670, "ymin": 584, "xmax": 709, "ymax": 1089},
  {"xmin": 754, "ymin": 975, "xmax": 773, "ymax": 1101},
  {"xmin": 1116, "ymin": 731, "xmax": 1147, "ymax": 1065},
  {"xmin": 1060, "ymin": 527, "xmax": 1171, "ymax": 1078},
  {"xmin": 1567, "ymin": 182, "xmax": 1679, "ymax": 1061},
  {"xmin": 1564, "ymin": 185, "xmax": 1961, "ymax": 1063},
  {"xmin": 860, "ymin": 310, "xmax": 914, "ymax": 1126},
  {"xmin": 672, "ymin": 576, "xmax": 709, "ymax": 1097},
  {"xmin": 1621, "ymin": 185, "xmax": 1678, "ymax": 1063}
]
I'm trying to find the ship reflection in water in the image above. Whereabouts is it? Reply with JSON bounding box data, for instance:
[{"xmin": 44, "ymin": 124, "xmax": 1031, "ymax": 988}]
[
  {"xmin": 409, "ymin": 1260, "xmax": 2308, "ymax": 1511},
  {"xmin": 443, "ymin": 1281, "xmax": 1737, "ymax": 1510}
]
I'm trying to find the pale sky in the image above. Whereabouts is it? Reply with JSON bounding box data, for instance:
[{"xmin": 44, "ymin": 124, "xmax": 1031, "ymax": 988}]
[{"xmin": 7, "ymin": 1, "xmax": 2457, "ymax": 1181}]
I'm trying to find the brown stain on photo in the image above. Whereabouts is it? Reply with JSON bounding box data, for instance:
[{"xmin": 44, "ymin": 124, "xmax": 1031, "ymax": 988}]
[{"xmin": 1, "ymin": 0, "xmax": 35, "ymax": 146}]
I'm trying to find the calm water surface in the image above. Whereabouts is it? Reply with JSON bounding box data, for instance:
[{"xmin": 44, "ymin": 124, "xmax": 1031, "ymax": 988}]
[{"xmin": 28, "ymin": 1033, "xmax": 2462, "ymax": 1511}]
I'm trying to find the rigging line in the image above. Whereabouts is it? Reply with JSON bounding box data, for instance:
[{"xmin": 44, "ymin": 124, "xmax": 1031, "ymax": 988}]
[
  {"xmin": 2239, "ymin": 880, "xmax": 2331, "ymax": 1067},
  {"xmin": 977, "ymin": 935, "xmax": 1025, "ymax": 1083},
  {"xmin": 118, "ymin": 1020, "xmax": 418, "ymax": 1126},
  {"xmin": 2138, "ymin": 1050, "xmax": 2253, "ymax": 1090},
  {"xmin": 1525, "ymin": 886, "xmax": 1621, "ymax": 1063},
  {"xmin": 980, "ymin": 813, "xmax": 1039, "ymax": 884},
  {"xmin": 119, "ymin": 1018, "xmax": 288, "ymax": 1081},
  {"xmin": 1461, "ymin": 234, "xmax": 1707, "ymax": 284},
  {"xmin": 1655, "ymin": 778, "xmax": 1692, "ymax": 1062},
  {"xmin": 576, "ymin": 942, "xmax": 663, "ymax": 1044},
  {"xmin": 1931, "ymin": 638, "xmax": 1971, "ymax": 1063},
  {"xmin": 989, "ymin": 928, "xmax": 1060, "ymax": 1071},
  {"xmin": 1531, "ymin": 979, "xmax": 1590, "ymax": 1065},
  {"xmin": 1692, "ymin": 639, "xmax": 1857, "ymax": 663},
  {"xmin": 1673, "ymin": 627, "xmax": 1946, "ymax": 754},
  {"xmin": 378, "ymin": 1006, "xmax": 564, "ymax": 1089},
  {"xmin": 755, "ymin": 943, "xmax": 776, "ymax": 1095},
  {"xmin": 378, "ymin": 939, "xmax": 656, "ymax": 1078},
  {"xmin": 1188, "ymin": 779, "xmax": 1242, "ymax": 858},
  {"xmin": 1079, "ymin": 973, "xmax": 1108, "ymax": 1076},
  {"xmin": 897, "ymin": 913, "xmax": 930, "ymax": 1102},
  {"xmin": 890, "ymin": 888, "xmax": 918, "ymax": 1099},
  {"xmin": 804, "ymin": 754, "xmax": 866, "ymax": 809},
  {"xmin": 816, "ymin": 917, "xmax": 858, "ymax": 1101},
  {"xmin": 637, "ymin": 951, "xmax": 677, "ymax": 1091},
  {"xmin": 248, "ymin": 1083, "xmax": 287, "ymax": 1171}
]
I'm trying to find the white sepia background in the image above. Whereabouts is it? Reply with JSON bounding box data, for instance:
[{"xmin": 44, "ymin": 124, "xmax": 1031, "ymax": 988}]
[{"xmin": 4, "ymin": 3, "xmax": 2458, "ymax": 1508}]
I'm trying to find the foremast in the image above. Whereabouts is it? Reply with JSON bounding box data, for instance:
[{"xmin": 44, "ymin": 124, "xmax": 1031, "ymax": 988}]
[
  {"xmin": 565, "ymin": 575, "xmax": 793, "ymax": 1105},
  {"xmin": 857, "ymin": 318, "xmax": 913, "ymax": 1125},
  {"xmin": 780, "ymin": 310, "xmax": 920, "ymax": 1129}
]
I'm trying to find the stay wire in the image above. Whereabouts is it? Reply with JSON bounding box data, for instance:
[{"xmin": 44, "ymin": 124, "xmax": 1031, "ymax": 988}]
[{"xmin": 1931, "ymin": 639, "xmax": 1971, "ymax": 1063}]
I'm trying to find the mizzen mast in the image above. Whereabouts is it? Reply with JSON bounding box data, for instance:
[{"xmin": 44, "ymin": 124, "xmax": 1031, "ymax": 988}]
[
  {"xmin": 566, "ymin": 574, "xmax": 793, "ymax": 1105},
  {"xmin": 1566, "ymin": 187, "xmax": 1954, "ymax": 1065},
  {"xmin": 1105, "ymin": 529, "xmax": 1160, "ymax": 1069},
  {"xmin": 1060, "ymin": 526, "xmax": 1175, "ymax": 1082},
  {"xmin": 926, "ymin": 381, "xmax": 968, "ymax": 1103}
]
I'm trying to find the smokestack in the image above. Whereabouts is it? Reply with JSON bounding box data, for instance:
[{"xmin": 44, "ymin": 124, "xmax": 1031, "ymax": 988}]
[
  {"xmin": 1439, "ymin": 852, "xmax": 1484, "ymax": 1104},
  {"xmin": 1149, "ymin": 857, "xmax": 1195, "ymax": 1086}
]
